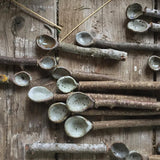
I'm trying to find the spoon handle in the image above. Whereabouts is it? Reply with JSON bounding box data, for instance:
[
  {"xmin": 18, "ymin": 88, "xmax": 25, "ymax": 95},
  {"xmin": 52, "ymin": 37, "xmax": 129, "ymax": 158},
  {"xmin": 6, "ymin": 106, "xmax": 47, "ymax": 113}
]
[
  {"xmin": 151, "ymin": 23, "xmax": 160, "ymax": 32},
  {"xmin": 94, "ymin": 99, "xmax": 160, "ymax": 110},
  {"xmin": 53, "ymin": 93, "xmax": 157, "ymax": 102},
  {"xmin": 25, "ymin": 143, "xmax": 107, "ymax": 154},
  {"xmin": 81, "ymin": 109, "xmax": 160, "ymax": 116},
  {"xmin": 92, "ymin": 119, "xmax": 160, "ymax": 130},
  {"xmin": 145, "ymin": 8, "xmax": 160, "ymax": 19},
  {"xmin": 58, "ymin": 43, "xmax": 127, "ymax": 61},
  {"xmin": 0, "ymin": 56, "xmax": 37, "ymax": 66},
  {"xmin": 72, "ymin": 71, "xmax": 120, "ymax": 81},
  {"xmin": 79, "ymin": 81, "xmax": 160, "ymax": 92},
  {"xmin": 94, "ymin": 39, "xmax": 160, "ymax": 52}
]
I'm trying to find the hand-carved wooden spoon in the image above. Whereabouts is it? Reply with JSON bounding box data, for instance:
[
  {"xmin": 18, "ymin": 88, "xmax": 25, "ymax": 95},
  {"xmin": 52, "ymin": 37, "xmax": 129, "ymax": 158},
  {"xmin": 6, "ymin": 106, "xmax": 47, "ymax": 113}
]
[
  {"xmin": 66, "ymin": 92, "xmax": 160, "ymax": 112},
  {"xmin": 0, "ymin": 71, "xmax": 32, "ymax": 87},
  {"xmin": 75, "ymin": 31, "xmax": 160, "ymax": 52},
  {"xmin": 127, "ymin": 19, "xmax": 160, "ymax": 33},
  {"xmin": 64, "ymin": 115, "xmax": 160, "ymax": 138},
  {"xmin": 0, "ymin": 56, "xmax": 57, "ymax": 70},
  {"xmin": 126, "ymin": 3, "xmax": 160, "ymax": 20},
  {"xmin": 57, "ymin": 76, "xmax": 160, "ymax": 93},
  {"xmin": 51, "ymin": 66, "xmax": 120, "ymax": 81}
]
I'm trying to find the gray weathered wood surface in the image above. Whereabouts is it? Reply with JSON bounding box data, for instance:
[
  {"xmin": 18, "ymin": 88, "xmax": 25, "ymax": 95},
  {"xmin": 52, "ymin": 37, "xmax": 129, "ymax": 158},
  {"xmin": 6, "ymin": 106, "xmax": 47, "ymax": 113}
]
[{"xmin": 0, "ymin": 0, "xmax": 158, "ymax": 159}]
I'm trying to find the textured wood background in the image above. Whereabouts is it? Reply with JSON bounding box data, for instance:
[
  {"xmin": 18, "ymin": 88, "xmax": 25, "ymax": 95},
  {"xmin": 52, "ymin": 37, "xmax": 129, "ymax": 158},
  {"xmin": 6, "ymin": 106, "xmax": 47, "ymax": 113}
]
[{"xmin": 0, "ymin": 0, "xmax": 159, "ymax": 159}]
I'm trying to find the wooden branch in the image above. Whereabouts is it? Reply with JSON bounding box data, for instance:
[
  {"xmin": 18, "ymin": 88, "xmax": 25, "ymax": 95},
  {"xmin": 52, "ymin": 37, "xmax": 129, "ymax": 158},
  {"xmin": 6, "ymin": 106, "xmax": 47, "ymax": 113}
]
[
  {"xmin": 72, "ymin": 71, "xmax": 121, "ymax": 81},
  {"xmin": 92, "ymin": 119, "xmax": 160, "ymax": 130},
  {"xmin": 25, "ymin": 142, "xmax": 107, "ymax": 154},
  {"xmin": 94, "ymin": 39, "xmax": 160, "ymax": 52},
  {"xmin": 0, "ymin": 56, "xmax": 37, "ymax": 66},
  {"xmin": 11, "ymin": 0, "xmax": 62, "ymax": 30},
  {"xmin": 53, "ymin": 93, "xmax": 157, "ymax": 102},
  {"xmin": 81, "ymin": 109, "xmax": 160, "ymax": 116},
  {"xmin": 79, "ymin": 81, "xmax": 160, "ymax": 92},
  {"xmin": 58, "ymin": 43, "xmax": 127, "ymax": 61},
  {"xmin": 94, "ymin": 99, "xmax": 160, "ymax": 111}
]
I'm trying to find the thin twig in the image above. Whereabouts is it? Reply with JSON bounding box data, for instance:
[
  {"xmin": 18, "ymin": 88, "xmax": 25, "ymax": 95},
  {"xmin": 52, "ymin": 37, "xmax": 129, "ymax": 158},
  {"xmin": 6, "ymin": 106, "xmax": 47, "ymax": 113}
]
[
  {"xmin": 11, "ymin": 0, "xmax": 62, "ymax": 30},
  {"xmin": 60, "ymin": 0, "xmax": 113, "ymax": 42}
]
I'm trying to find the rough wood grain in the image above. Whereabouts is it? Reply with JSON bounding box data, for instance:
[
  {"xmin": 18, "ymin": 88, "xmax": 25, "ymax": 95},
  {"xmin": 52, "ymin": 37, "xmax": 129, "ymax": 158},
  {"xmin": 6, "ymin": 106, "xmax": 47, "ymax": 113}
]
[
  {"xmin": 155, "ymin": 0, "xmax": 160, "ymax": 156},
  {"xmin": 0, "ymin": 0, "xmax": 156, "ymax": 159},
  {"xmin": 0, "ymin": 0, "xmax": 57, "ymax": 160},
  {"xmin": 58, "ymin": 0, "xmax": 154, "ymax": 160}
]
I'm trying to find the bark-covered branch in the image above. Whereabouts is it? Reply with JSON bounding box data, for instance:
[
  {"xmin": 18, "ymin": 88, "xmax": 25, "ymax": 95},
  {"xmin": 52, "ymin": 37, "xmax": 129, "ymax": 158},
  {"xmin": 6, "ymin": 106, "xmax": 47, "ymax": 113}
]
[
  {"xmin": 0, "ymin": 56, "xmax": 37, "ymax": 66},
  {"xmin": 25, "ymin": 142, "xmax": 107, "ymax": 154},
  {"xmin": 53, "ymin": 93, "xmax": 157, "ymax": 102},
  {"xmin": 79, "ymin": 81, "xmax": 160, "ymax": 92},
  {"xmin": 94, "ymin": 39, "xmax": 160, "ymax": 52},
  {"xmin": 93, "ymin": 119, "xmax": 160, "ymax": 130},
  {"xmin": 95, "ymin": 99, "xmax": 160, "ymax": 111},
  {"xmin": 58, "ymin": 43, "xmax": 127, "ymax": 61}
]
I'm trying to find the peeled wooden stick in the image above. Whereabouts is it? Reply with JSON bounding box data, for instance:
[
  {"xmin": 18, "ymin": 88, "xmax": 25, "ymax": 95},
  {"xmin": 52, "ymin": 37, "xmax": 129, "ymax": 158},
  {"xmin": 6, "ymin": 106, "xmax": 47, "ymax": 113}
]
[
  {"xmin": 25, "ymin": 142, "xmax": 107, "ymax": 154},
  {"xmin": 11, "ymin": 0, "xmax": 62, "ymax": 30},
  {"xmin": 25, "ymin": 142, "xmax": 129, "ymax": 160}
]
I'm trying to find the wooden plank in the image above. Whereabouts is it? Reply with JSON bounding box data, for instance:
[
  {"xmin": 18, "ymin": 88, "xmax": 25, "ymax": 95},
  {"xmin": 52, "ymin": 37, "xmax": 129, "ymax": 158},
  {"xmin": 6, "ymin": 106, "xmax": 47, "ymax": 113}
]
[
  {"xmin": 0, "ymin": 0, "xmax": 57, "ymax": 159},
  {"xmin": 155, "ymin": 0, "xmax": 160, "ymax": 155},
  {"xmin": 58, "ymin": 0, "xmax": 154, "ymax": 160}
]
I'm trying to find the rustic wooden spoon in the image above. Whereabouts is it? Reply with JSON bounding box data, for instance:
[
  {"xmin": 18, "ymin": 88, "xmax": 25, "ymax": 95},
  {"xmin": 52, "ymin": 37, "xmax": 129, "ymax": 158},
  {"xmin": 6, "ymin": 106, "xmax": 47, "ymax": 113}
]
[
  {"xmin": 127, "ymin": 19, "xmax": 160, "ymax": 33},
  {"xmin": 64, "ymin": 116, "xmax": 160, "ymax": 138},
  {"xmin": 57, "ymin": 76, "xmax": 160, "ymax": 93},
  {"xmin": 126, "ymin": 3, "xmax": 160, "ymax": 20}
]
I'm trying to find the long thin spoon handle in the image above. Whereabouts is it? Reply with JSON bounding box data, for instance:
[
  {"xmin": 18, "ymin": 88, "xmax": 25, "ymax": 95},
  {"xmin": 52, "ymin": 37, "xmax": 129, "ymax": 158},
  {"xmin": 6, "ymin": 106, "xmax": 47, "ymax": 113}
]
[
  {"xmin": 145, "ymin": 8, "xmax": 160, "ymax": 18},
  {"xmin": 94, "ymin": 99, "xmax": 160, "ymax": 110},
  {"xmin": 151, "ymin": 23, "xmax": 160, "ymax": 32},
  {"xmin": 0, "ymin": 56, "xmax": 37, "ymax": 66},
  {"xmin": 58, "ymin": 43, "xmax": 127, "ymax": 61},
  {"xmin": 53, "ymin": 93, "xmax": 157, "ymax": 102},
  {"xmin": 25, "ymin": 143, "xmax": 107, "ymax": 154},
  {"xmin": 81, "ymin": 109, "xmax": 160, "ymax": 116},
  {"xmin": 72, "ymin": 71, "xmax": 121, "ymax": 81},
  {"xmin": 93, "ymin": 119, "xmax": 160, "ymax": 130},
  {"xmin": 94, "ymin": 39, "xmax": 160, "ymax": 52},
  {"xmin": 79, "ymin": 81, "xmax": 160, "ymax": 92}
]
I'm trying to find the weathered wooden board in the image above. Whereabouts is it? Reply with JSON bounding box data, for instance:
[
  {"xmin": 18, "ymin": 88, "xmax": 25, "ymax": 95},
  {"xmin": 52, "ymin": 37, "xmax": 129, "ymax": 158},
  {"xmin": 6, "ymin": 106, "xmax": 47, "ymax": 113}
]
[
  {"xmin": 0, "ymin": 0, "xmax": 58, "ymax": 159},
  {"xmin": 155, "ymin": 0, "xmax": 160, "ymax": 156},
  {"xmin": 58, "ymin": 0, "xmax": 154, "ymax": 160},
  {"xmin": 0, "ymin": 0, "xmax": 157, "ymax": 159}
]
